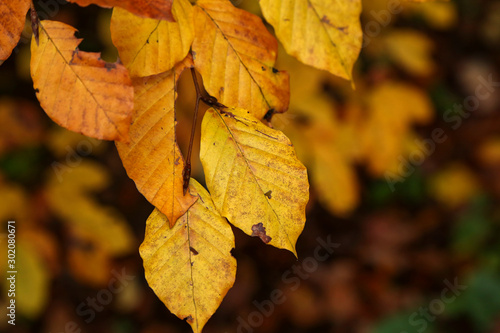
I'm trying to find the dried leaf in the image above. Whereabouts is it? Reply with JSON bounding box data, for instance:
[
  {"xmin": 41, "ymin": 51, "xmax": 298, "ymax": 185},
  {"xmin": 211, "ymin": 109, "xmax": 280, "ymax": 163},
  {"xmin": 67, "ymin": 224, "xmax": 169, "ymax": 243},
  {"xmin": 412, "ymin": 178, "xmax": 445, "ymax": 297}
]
[
  {"xmin": 0, "ymin": 0, "xmax": 31, "ymax": 62},
  {"xmin": 140, "ymin": 179, "xmax": 236, "ymax": 333},
  {"xmin": 116, "ymin": 57, "xmax": 198, "ymax": 227},
  {"xmin": 110, "ymin": 0, "xmax": 194, "ymax": 77},
  {"xmin": 30, "ymin": 20, "xmax": 134, "ymax": 142},
  {"xmin": 259, "ymin": 0, "xmax": 362, "ymax": 81},
  {"xmin": 67, "ymin": 0, "xmax": 175, "ymax": 21},
  {"xmin": 192, "ymin": 0, "xmax": 289, "ymax": 119},
  {"xmin": 200, "ymin": 107, "xmax": 308, "ymax": 255}
]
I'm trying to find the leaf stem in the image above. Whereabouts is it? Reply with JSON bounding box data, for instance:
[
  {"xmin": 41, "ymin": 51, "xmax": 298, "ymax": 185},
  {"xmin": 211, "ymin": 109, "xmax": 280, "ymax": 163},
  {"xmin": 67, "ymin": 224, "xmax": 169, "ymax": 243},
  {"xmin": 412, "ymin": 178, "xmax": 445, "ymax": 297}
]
[{"xmin": 183, "ymin": 67, "xmax": 202, "ymax": 194}]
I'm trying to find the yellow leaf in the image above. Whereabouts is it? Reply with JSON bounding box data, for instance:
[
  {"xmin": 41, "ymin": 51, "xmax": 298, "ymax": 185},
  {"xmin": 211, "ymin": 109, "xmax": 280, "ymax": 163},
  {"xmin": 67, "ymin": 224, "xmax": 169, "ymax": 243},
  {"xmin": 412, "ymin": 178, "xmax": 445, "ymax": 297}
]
[
  {"xmin": 312, "ymin": 147, "xmax": 359, "ymax": 216},
  {"xmin": 361, "ymin": 82, "xmax": 433, "ymax": 176},
  {"xmin": 140, "ymin": 179, "xmax": 236, "ymax": 333},
  {"xmin": 46, "ymin": 160, "xmax": 135, "ymax": 256},
  {"xmin": 404, "ymin": 1, "xmax": 457, "ymax": 30},
  {"xmin": 0, "ymin": 0, "xmax": 30, "ymax": 62},
  {"xmin": 10, "ymin": 241, "xmax": 50, "ymax": 319},
  {"xmin": 192, "ymin": 0, "xmax": 289, "ymax": 119},
  {"xmin": 428, "ymin": 163, "xmax": 480, "ymax": 208},
  {"xmin": 67, "ymin": 226, "xmax": 113, "ymax": 287},
  {"xmin": 110, "ymin": 0, "xmax": 194, "ymax": 77},
  {"xmin": 259, "ymin": 0, "xmax": 363, "ymax": 81},
  {"xmin": 383, "ymin": 29, "xmax": 435, "ymax": 76},
  {"xmin": 116, "ymin": 57, "xmax": 198, "ymax": 227},
  {"xmin": 200, "ymin": 107, "xmax": 309, "ymax": 255},
  {"xmin": 30, "ymin": 20, "xmax": 134, "ymax": 142}
]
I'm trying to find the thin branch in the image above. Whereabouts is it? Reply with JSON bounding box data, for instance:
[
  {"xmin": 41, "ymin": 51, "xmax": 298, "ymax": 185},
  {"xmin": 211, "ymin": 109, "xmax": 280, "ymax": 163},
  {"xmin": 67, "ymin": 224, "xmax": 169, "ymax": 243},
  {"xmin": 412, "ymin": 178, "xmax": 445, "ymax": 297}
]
[{"xmin": 182, "ymin": 67, "xmax": 202, "ymax": 194}]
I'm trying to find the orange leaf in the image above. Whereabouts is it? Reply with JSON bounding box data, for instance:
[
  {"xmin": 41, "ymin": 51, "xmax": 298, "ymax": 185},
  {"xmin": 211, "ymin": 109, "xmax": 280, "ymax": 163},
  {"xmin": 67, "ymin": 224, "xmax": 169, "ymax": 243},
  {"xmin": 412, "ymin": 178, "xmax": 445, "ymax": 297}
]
[
  {"xmin": 30, "ymin": 20, "xmax": 134, "ymax": 142},
  {"xmin": 67, "ymin": 0, "xmax": 174, "ymax": 21},
  {"xmin": 0, "ymin": 0, "xmax": 31, "ymax": 62},
  {"xmin": 116, "ymin": 56, "xmax": 198, "ymax": 227},
  {"xmin": 192, "ymin": 0, "xmax": 289, "ymax": 119}
]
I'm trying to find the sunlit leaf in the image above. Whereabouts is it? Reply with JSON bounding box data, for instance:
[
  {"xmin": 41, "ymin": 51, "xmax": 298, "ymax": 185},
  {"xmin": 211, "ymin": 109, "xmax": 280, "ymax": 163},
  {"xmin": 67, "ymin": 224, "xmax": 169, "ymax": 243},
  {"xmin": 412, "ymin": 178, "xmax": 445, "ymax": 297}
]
[
  {"xmin": 200, "ymin": 107, "xmax": 308, "ymax": 255},
  {"xmin": 259, "ymin": 0, "xmax": 362, "ymax": 81},
  {"xmin": 140, "ymin": 179, "xmax": 236, "ymax": 333},
  {"xmin": 116, "ymin": 56, "xmax": 198, "ymax": 227},
  {"xmin": 30, "ymin": 20, "xmax": 134, "ymax": 142},
  {"xmin": 192, "ymin": 0, "xmax": 289, "ymax": 119},
  {"xmin": 110, "ymin": 0, "xmax": 194, "ymax": 77}
]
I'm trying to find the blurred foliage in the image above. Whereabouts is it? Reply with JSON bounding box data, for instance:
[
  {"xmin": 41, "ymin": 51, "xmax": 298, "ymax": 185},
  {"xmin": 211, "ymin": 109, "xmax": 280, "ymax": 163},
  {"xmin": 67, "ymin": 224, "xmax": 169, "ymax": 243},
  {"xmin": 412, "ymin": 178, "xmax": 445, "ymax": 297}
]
[{"xmin": 0, "ymin": 0, "xmax": 500, "ymax": 332}]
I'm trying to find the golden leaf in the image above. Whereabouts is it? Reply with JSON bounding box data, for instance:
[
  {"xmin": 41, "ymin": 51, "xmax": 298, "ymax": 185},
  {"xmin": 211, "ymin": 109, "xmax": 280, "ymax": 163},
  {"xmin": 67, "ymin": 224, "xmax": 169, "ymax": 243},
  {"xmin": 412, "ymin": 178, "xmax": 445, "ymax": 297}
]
[
  {"xmin": 382, "ymin": 30, "xmax": 435, "ymax": 77},
  {"xmin": 259, "ymin": 0, "xmax": 362, "ymax": 81},
  {"xmin": 0, "ymin": 0, "xmax": 30, "ymax": 62},
  {"xmin": 428, "ymin": 163, "xmax": 480, "ymax": 208},
  {"xmin": 200, "ymin": 107, "xmax": 308, "ymax": 255},
  {"xmin": 67, "ymin": 0, "xmax": 175, "ymax": 21},
  {"xmin": 140, "ymin": 179, "xmax": 236, "ymax": 333},
  {"xmin": 110, "ymin": 0, "xmax": 194, "ymax": 77},
  {"xmin": 30, "ymin": 20, "xmax": 134, "ymax": 142},
  {"xmin": 46, "ymin": 160, "xmax": 135, "ymax": 256},
  {"xmin": 360, "ymin": 82, "xmax": 434, "ymax": 176},
  {"xmin": 116, "ymin": 57, "xmax": 198, "ymax": 227},
  {"xmin": 192, "ymin": 0, "xmax": 289, "ymax": 119}
]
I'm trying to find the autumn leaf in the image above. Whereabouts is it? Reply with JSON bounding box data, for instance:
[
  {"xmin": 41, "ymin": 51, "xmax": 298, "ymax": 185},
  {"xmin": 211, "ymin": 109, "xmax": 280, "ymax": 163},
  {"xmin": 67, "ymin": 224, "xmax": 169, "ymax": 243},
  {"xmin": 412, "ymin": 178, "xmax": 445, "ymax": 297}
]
[
  {"xmin": 259, "ymin": 0, "xmax": 363, "ymax": 81},
  {"xmin": 30, "ymin": 20, "xmax": 134, "ymax": 142},
  {"xmin": 116, "ymin": 57, "xmax": 198, "ymax": 227},
  {"xmin": 140, "ymin": 179, "xmax": 236, "ymax": 333},
  {"xmin": 192, "ymin": 0, "xmax": 289, "ymax": 119},
  {"xmin": 67, "ymin": 0, "xmax": 175, "ymax": 21},
  {"xmin": 200, "ymin": 107, "xmax": 308, "ymax": 255},
  {"xmin": 45, "ymin": 160, "xmax": 135, "ymax": 257},
  {"xmin": 11, "ymin": 240, "xmax": 50, "ymax": 318},
  {"xmin": 0, "ymin": 0, "xmax": 30, "ymax": 63},
  {"xmin": 110, "ymin": 0, "xmax": 194, "ymax": 77},
  {"xmin": 360, "ymin": 82, "xmax": 434, "ymax": 176},
  {"xmin": 428, "ymin": 163, "xmax": 480, "ymax": 209},
  {"xmin": 382, "ymin": 30, "xmax": 435, "ymax": 76}
]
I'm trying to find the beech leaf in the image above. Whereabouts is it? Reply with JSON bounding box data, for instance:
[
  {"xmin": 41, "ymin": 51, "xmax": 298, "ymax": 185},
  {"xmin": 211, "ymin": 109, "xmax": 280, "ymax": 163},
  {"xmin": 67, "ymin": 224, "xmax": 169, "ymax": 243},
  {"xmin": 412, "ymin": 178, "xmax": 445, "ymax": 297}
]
[
  {"xmin": 259, "ymin": 0, "xmax": 363, "ymax": 81},
  {"xmin": 140, "ymin": 179, "xmax": 236, "ymax": 333},
  {"xmin": 0, "ymin": 0, "xmax": 31, "ymax": 62},
  {"xmin": 110, "ymin": 0, "xmax": 195, "ymax": 77},
  {"xmin": 116, "ymin": 56, "xmax": 198, "ymax": 227},
  {"xmin": 192, "ymin": 0, "xmax": 290, "ymax": 119},
  {"xmin": 67, "ymin": 0, "xmax": 175, "ymax": 21},
  {"xmin": 200, "ymin": 107, "xmax": 309, "ymax": 255},
  {"xmin": 30, "ymin": 20, "xmax": 134, "ymax": 142}
]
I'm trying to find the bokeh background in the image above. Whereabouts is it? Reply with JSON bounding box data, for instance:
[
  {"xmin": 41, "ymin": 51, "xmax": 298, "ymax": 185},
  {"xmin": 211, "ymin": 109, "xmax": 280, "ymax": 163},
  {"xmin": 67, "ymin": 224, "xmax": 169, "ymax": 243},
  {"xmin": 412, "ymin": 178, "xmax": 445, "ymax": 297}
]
[{"xmin": 1, "ymin": 0, "xmax": 500, "ymax": 332}]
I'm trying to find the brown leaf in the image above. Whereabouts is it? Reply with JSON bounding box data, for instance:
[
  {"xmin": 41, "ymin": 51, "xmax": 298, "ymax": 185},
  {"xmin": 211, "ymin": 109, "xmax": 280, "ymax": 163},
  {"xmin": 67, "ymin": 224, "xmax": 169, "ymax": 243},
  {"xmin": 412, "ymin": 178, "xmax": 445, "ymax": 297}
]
[
  {"xmin": 30, "ymin": 21, "xmax": 134, "ymax": 141},
  {"xmin": 0, "ymin": 0, "xmax": 31, "ymax": 62},
  {"xmin": 192, "ymin": 0, "xmax": 289, "ymax": 119},
  {"xmin": 67, "ymin": 0, "xmax": 174, "ymax": 21}
]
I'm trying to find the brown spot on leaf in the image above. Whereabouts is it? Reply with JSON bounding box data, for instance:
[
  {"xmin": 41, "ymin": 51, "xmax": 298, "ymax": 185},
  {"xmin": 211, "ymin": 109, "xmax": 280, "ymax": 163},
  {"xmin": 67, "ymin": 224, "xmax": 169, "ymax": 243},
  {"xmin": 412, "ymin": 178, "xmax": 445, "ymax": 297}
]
[
  {"xmin": 174, "ymin": 157, "xmax": 180, "ymax": 166},
  {"xmin": 190, "ymin": 247, "xmax": 199, "ymax": 255},
  {"xmin": 251, "ymin": 223, "xmax": 272, "ymax": 243},
  {"xmin": 184, "ymin": 315, "xmax": 194, "ymax": 323},
  {"xmin": 264, "ymin": 190, "xmax": 272, "ymax": 199},
  {"xmin": 105, "ymin": 62, "xmax": 117, "ymax": 71}
]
